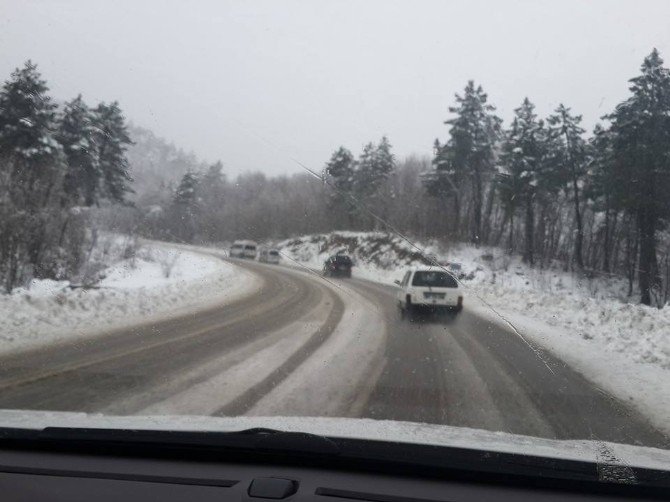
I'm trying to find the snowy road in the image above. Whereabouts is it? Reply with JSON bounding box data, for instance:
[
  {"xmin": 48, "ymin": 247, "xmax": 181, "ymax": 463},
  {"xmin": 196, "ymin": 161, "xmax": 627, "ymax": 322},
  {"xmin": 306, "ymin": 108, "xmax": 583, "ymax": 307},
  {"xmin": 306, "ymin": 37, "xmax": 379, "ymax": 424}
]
[{"xmin": 0, "ymin": 256, "xmax": 667, "ymax": 449}]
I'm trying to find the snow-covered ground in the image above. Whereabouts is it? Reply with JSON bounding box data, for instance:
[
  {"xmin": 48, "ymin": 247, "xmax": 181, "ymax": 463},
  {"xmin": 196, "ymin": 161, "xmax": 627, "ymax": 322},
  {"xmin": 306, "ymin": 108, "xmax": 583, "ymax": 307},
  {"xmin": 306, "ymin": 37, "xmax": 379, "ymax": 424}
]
[
  {"xmin": 0, "ymin": 236, "xmax": 258, "ymax": 354},
  {"xmin": 277, "ymin": 231, "xmax": 670, "ymax": 434}
]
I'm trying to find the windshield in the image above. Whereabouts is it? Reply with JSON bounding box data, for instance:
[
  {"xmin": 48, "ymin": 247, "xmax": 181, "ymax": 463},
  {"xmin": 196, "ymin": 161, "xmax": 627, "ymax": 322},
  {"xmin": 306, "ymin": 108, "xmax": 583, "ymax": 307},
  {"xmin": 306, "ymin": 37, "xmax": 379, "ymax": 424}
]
[
  {"xmin": 412, "ymin": 271, "xmax": 458, "ymax": 288},
  {"xmin": 1, "ymin": 0, "xmax": 670, "ymax": 477}
]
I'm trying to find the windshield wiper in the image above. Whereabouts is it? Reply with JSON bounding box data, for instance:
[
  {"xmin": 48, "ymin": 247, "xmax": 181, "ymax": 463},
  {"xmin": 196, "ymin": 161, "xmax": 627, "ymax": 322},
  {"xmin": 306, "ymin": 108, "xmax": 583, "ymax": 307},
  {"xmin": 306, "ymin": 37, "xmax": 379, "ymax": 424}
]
[
  {"xmin": 0, "ymin": 426, "xmax": 341, "ymax": 456},
  {"xmin": 1, "ymin": 425, "xmax": 669, "ymax": 495}
]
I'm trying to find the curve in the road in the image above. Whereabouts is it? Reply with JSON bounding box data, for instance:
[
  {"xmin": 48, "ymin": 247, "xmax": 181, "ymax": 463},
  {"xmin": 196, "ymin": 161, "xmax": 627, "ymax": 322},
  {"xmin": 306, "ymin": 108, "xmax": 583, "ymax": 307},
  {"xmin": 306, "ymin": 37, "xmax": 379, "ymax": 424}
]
[
  {"xmin": 0, "ymin": 251, "xmax": 666, "ymax": 450},
  {"xmin": 0, "ymin": 258, "xmax": 344, "ymax": 415}
]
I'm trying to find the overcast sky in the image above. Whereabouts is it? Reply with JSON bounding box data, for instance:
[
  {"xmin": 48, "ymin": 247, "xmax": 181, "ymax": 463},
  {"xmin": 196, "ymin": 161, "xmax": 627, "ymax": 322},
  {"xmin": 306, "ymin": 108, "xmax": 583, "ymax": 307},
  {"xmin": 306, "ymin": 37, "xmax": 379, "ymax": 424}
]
[{"xmin": 2, "ymin": 0, "xmax": 670, "ymax": 176}]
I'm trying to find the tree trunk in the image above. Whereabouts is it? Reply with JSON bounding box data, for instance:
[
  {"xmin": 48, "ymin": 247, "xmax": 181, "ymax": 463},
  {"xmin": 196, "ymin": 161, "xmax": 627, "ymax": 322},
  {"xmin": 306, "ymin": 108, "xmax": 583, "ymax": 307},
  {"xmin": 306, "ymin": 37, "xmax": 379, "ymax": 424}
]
[
  {"xmin": 471, "ymin": 171, "xmax": 483, "ymax": 245},
  {"xmin": 625, "ymin": 218, "xmax": 637, "ymax": 298},
  {"xmin": 494, "ymin": 211, "xmax": 508, "ymax": 247},
  {"xmin": 664, "ymin": 250, "xmax": 670, "ymax": 306},
  {"xmin": 610, "ymin": 211, "xmax": 621, "ymax": 272},
  {"xmin": 508, "ymin": 212, "xmax": 515, "ymax": 254},
  {"xmin": 571, "ymin": 175, "xmax": 584, "ymax": 269},
  {"xmin": 523, "ymin": 193, "xmax": 534, "ymax": 266},
  {"xmin": 482, "ymin": 181, "xmax": 496, "ymax": 244},
  {"xmin": 603, "ymin": 204, "xmax": 611, "ymax": 273},
  {"xmin": 452, "ymin": 194, "xmax": 461, "ymax": 239},
  {"xmin": 637, "ymin": 207, "xmax": 656, "ymax": 306},
  {"xmin": 535, "ymin": 202, "xmax": 547, "ymax": 268}
]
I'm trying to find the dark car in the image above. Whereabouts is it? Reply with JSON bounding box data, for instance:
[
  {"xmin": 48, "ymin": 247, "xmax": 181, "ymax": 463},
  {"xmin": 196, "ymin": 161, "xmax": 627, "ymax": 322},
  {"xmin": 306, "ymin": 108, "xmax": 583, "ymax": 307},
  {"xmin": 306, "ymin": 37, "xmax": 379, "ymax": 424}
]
[{"xmin": 323, "ymin": 254, "xmax": 353, "ymax": 278}]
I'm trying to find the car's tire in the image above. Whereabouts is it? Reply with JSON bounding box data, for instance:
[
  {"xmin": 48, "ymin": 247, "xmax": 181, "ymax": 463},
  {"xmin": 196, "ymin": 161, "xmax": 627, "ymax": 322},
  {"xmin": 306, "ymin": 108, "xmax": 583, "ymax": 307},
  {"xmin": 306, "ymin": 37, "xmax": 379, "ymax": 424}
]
[
  {"xmin": 398, "ymin": 302, "xmax": 406, "ymax": 320},
  {"xmin": 405, "ymin": 295, "xmax": 413, "ymax": 319}
]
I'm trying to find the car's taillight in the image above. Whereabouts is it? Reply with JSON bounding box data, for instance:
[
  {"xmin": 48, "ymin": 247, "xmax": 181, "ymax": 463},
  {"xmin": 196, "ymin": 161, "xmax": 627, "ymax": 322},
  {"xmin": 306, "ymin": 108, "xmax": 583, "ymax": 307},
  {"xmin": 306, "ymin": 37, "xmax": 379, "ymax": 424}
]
[{"xmin": 457, "ymin": 296, "xmax": 463, "ymax": 307}]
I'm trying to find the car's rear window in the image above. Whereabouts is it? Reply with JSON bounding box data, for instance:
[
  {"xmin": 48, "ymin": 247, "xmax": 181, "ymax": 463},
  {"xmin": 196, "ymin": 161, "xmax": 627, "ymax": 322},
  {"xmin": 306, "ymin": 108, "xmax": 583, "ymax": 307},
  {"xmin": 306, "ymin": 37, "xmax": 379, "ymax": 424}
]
[
  {"xmin": 412, "ymin": 271, "xmax": 458, "ymax": 288},
  {"xmin": 245, "ymin": 245, "xmax": 256, "ymax": 251},
  {"xmin": 269, "ymin": 250, "xmax": 279, "ymax": 256},
  {"xmin": 333, "ymin": 256, "xmax": 352, "ymax": 265}
]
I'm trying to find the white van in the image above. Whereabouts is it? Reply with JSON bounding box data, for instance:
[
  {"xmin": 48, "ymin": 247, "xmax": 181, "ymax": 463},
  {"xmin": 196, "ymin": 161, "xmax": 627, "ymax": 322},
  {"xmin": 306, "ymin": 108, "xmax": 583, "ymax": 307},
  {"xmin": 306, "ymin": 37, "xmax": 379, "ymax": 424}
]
[
  {"xmin": 395, "ymin": 267, "xmax": 463, "ymax": 317},
  {"xmin": 230, "ymin": 240, "xmax": 258, "ymax": 259}
]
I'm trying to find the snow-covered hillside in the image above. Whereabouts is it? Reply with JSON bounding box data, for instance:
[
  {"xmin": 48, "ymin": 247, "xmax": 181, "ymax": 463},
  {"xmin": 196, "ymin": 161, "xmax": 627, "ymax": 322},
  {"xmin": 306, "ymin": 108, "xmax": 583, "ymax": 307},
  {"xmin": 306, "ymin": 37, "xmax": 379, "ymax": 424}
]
[
  {"xmin": 278, "ymin": 232, "xmax": 670, "ymax": 432},
  {"xmin": 0, "ymin": 237, "xmax": 257, "ymax": 354}
]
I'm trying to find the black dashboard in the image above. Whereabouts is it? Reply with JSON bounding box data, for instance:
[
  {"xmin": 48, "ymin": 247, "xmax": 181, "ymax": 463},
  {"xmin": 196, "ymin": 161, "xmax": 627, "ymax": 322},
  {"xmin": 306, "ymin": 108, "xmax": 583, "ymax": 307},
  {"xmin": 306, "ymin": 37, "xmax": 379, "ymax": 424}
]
[{"xmin": 1, "ymin": 428, "xmax": 668, "ymax": 501}]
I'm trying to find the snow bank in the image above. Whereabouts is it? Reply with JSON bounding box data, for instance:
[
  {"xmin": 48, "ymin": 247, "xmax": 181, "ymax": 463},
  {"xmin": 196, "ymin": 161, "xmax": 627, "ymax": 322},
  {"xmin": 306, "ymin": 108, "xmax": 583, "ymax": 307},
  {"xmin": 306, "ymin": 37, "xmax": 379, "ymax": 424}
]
[
  {"xmin": 278, "ymin": 232, "xmax": 670, "ymax": 434},
  {"xmin": 0, "ymin": 238, "xmax": 258, "ymax": 354}
]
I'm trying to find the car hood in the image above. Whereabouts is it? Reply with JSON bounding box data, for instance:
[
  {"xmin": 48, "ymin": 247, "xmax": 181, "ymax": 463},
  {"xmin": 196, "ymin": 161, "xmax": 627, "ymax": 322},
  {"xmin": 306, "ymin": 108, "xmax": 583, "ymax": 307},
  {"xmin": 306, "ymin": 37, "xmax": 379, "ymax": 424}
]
[{"xmin": 0, "ymin": 410, "xmax": 668, "ymax": 472}]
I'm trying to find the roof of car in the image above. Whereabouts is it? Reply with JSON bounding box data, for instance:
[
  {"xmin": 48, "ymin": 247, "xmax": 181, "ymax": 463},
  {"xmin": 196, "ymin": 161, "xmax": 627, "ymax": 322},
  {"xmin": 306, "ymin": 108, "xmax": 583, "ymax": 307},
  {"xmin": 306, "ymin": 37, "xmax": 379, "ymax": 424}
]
[{"xmin": 408, "ymin": 265, "xmax": 456, "ymax": 274}]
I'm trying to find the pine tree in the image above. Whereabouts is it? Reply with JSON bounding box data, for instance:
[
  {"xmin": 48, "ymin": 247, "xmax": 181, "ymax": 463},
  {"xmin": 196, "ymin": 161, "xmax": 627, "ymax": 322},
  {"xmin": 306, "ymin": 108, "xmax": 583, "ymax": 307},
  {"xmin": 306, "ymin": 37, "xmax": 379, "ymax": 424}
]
[
  {"xmin": 172, "ymin": 170, "xmax": 200, "ymax": 242},
  {"xmin": 606, "ymin": 49, "xmax": 670, "ymax": 305},
  {"xmin": 547, "ymin": 104, "xmax": 588, "ymax": 268},
  {"xmin": 423, "ymin": 138, "xmax": 461, "ymax": 235},
  {"xmin": 354, "ymin": 142, "xmax": 378, "ymax": 200},
  {"xmin": 371, "ymin": 136, "xmax": 395, "ymax": 226},
  {"xmin": 324, "ymin": 146, "xmax": 356, "ymax": 227},
  {"xmin": 0, "ymin": 61, "xmax": 67, "ymax": 291},
  {"xmin": 57, "ymin": 95, "xmax": 99, "ymax": 206},
  {"xmin": 354, "ymin": 137, "xmax": 395, "ymax": 199},
  {"xmin": 199, "ymin": 161, "xmax": 227, "ymax": 240},
  {"xmin": 0, "ymin": 60, "xmax": 62, "ymax": 207},
  {"xmin": 91, "ymin": 101, "xmax": 133, "ymax": 204},
  {"xmin": 587, "ymin": 124, "xmax": 618, "ymax": 273},
  {"xmin": 443, "ymin": 81, "xmax": 502, "ymax": 244},
  {"xmin": 375, "ymin": 136, "xmax": 395, "ymax": 181},
  {"xmin": 200, "ymin": 160, "xmax": 226, "ymax": 198},
  {"xmin": 498, "ymin": 98, "xmax": 548, "ymax": 265},
  {"xmin": 353, "ymin": 138, "xmax": 395, "ymax": 228},
  {"xmin": 174, "ymin": 170, "xmax": 199, "ymax": 207}
]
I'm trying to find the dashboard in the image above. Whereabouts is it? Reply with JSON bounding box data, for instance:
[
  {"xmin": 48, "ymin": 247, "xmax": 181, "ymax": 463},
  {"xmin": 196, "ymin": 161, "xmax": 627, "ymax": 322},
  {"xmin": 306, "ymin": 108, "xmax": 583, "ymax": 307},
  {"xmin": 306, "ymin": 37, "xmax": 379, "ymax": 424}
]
[{"xmin": 1, "ymin": 428, "xmax": 668, "ymax": 501}]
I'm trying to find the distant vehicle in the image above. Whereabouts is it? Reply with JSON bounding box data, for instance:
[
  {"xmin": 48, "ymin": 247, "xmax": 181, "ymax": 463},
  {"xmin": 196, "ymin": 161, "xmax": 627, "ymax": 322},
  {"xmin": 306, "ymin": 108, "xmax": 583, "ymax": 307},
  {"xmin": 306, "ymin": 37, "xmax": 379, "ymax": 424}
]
[
  {"xmin": 258, "ymin": 247, "xmax": 281, "ymax": 264},
  {"xmin": 395, "ymin": 267, "xmax": 463, "ymax": 317},
  {"xmin": 230, "ymin": 240, "xmax": 258, "ymax": 259},
  {"xmin": 323, "ymin": 254, "xmax": 353, "ymax": 278},
  {"xmin": 447, "ymin": 262, "xmax": 462, "ymax": 272}
]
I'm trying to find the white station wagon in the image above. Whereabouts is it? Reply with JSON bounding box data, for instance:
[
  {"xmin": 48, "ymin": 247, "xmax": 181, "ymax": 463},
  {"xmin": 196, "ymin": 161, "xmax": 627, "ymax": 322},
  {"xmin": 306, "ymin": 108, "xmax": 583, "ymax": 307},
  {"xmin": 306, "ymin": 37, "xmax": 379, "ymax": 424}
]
[{"xmin": 395, "ymin": 267, "xmax": 463, "ymax": 317}]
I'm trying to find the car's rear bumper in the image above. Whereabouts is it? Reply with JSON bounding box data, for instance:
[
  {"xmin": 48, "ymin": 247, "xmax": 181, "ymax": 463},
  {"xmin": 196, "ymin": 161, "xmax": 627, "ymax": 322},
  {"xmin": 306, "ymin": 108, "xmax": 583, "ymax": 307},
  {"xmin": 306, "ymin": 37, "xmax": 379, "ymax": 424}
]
[
  {"xmin": 407, "ymin": 294, "xmax": 463, "ymax": 310},
  {"xmin": 412, "ymin": 302, "xmax": 462, "ymax": 309}
]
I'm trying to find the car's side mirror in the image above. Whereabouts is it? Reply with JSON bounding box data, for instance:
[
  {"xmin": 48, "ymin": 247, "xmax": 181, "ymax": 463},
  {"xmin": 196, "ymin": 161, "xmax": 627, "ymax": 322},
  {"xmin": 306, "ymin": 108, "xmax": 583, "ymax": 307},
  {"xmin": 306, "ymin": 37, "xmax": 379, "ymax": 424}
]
[{"xmin": 394, "ymin": 280, "xmax": 401, "ymax": 286}]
